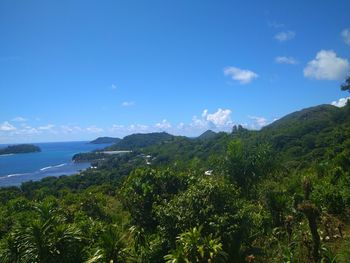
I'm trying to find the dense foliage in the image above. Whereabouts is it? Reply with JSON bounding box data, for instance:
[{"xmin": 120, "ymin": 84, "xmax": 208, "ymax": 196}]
[{"xmin": 1, "ymin": 102, "xmax": 350, "ymax": 262}]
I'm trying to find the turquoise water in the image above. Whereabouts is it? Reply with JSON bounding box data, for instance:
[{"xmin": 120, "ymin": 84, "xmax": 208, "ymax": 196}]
[{"xmin": 0, "ymin": 141, "xmax": 111, "ymax": 187}]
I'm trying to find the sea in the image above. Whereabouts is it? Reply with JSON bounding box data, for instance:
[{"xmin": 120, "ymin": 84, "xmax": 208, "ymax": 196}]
[{"xmin": 0, "ymin": 141, "xmax": 112, "ymax": 187}]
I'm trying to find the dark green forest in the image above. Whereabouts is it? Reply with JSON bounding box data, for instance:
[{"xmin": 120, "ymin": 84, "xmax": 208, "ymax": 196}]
[{"xmin": 1, "ymin": 94, "xmax": 350, "ymax": 262}]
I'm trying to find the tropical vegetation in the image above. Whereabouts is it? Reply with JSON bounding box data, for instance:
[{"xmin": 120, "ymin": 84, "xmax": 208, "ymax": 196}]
[{"xmin": 0, "ymin": 81, "xmax": 350, "ymax": 262}]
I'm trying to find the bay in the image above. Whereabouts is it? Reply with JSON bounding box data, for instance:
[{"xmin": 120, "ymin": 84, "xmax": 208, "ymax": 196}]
[{"xmin": 0, "ymin": 141, "xmax": 111, "ymax": 187}]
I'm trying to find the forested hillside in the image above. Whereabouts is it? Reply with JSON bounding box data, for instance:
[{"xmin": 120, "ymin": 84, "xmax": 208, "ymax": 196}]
[
  {"xmin": 0, "ymin": 102, "xmax": 350, "ymax": 262},
  {"xmin": 107, "ymin": 132, "xmax": 175, "ymax": 151}
]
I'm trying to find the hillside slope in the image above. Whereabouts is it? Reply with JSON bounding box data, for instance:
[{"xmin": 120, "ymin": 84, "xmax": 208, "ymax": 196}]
[
  {"xmin": 107, "ymin": 132, "xmax": 175, "ymax": 150},
  {"xmin": 255, "ymin": 103, "xmax": 350, "ymax": 163}
]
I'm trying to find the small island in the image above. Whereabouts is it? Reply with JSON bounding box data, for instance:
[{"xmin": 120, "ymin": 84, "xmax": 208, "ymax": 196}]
[
  {"xmin": 89, "ymin": 137, "xmax": 121, "ymax": 144},
  {"xmin": 0, "ymin": 144, "xmax": 41, "ymax": 155}
]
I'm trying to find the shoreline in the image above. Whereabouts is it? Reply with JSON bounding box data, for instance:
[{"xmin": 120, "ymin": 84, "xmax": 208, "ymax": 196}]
[{"xmin": 0, "ymin": 161, "xmax": 92, "ymax": 188}]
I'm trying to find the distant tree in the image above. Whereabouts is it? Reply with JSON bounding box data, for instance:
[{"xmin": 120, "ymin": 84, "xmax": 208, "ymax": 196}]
[{"xmin": 341, "ymin": 75, "xmax": 350, "ymax": 92}]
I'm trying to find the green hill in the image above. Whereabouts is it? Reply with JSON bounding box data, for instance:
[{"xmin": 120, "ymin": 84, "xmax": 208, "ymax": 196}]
[
  {"xmin": 255, "ymin": 103, "xmax": 350, "ymax": 163},
  {"xmin": 135, "ymin": 103, "xmax": 350, "ymax": 167},
  {"xmin": 107, "ymin": 132, "xmax": 175, "ymax": 150},
  {"xmin": 196, "ymin": 130, "xmax": 218, "ymax": 141},
  {"xmin": 89, "ymin": 137, "xmax": 121, "ymax": 144}
]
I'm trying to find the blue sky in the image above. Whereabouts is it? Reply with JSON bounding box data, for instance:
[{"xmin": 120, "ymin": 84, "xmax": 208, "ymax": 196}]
[{"xmin": 1, "ymin": 0, "xmax": 350, "ymax": 143}]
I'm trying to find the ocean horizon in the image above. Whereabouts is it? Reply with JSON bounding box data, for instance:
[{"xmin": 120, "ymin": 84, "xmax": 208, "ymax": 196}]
[{"xmin": 0, "ymin": 141, "xmax": 112, "ymax": 187}]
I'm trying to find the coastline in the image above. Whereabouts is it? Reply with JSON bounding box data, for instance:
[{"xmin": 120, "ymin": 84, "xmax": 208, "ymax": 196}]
[
  {"xmin": 0, "ymin": 141, "xmax": 112, "ymax": 188},
  {"xmin": 0, "ymin": 161, "xmax": 92, "ymax": 187}
]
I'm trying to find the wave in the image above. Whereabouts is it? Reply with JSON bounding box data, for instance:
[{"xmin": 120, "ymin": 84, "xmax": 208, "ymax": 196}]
[
  {"xmin": 0, "ymin": 173, "xmax": 29, "ymax": 179},
  {"xmin": 54, "ymin": 163, "xmax": 67, "ymax": 168},
  {"xmin": 40, "ymin": 166, "xmax": 53, "ymax": 171},
  {"xmin": 7, "ymin": 173, "xmax": 23, "ymax": 178},
  {"xmin": 0, "ymin": 163, "xmax": 69, "ymax": 181},
  {"xmin": 0, "ymin": 154, "xmax": 14, "ymax": 157},
  {"xmin": 39, "ymin": 163, "xmax": 67, "ymax": 172}
]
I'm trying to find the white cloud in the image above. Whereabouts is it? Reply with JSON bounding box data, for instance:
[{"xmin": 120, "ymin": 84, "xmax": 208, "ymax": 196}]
[
  {"xmin": 155, "ymin": 119, "xmax": 171, "ymax": 130},
  {"xmin": 38, "ymin": 124, "xmax": 55, "ymax": 130},
  {"xmin": 275, "ymin": 56, "xmax": 298, "ymax": 65},
  {"xmin": 204, "ymin": 108, "xmax": 232, "ymax": 126},
  {"xmin": 109, "ymin": 124, "xmax": 125, "ymax": 132},
  {"xmin": 86, "ymin": 126, "xmax": 104, "ymax": 133},
  {"xmin": 303, "ymin": 50, "xmax": 350, "ymax": 80},
  {"xmin": 224, "ymin": 66, "xmax": 258, "ymax": 84},
  {"xmin": 0, "ymin": 121, "xmax": 16, "ymax": 131},
  {"xmin": 249, "ymin": 116, "xmax": 268, "ymax": 129},
  {"xmin": 111, "ymin": 84, "xmax": 117, "ymax": 90},
  {"xmin": 331, "ymin": 97, "xmax": 350, "ymax": 107},
  {"xmin": 191, "ymin": 116, "xmax": 208, "ymax": 129},
  {"xmin": 12, "ymin": 116, "xmax": 27, "ymax": 122},
  {"xmin": 341, "ymin": 28, "xmax": 350, "ymax": 46},
  {"xmin": 177, "ymin": 122, "xmax": 185, "ymax": 129},
  {"xmin": 127, "ymin": 124, "xmax": 150, "ymax": 133},
  {"xmin": 15, "ymin": 126, "xmax": 39, "ymax": 135},
  {"xmin": 121, "ymin": 101, "xmax": 135, "ymax": 107},
  {"xmin": 190, "ymin": 108, "xmax": 233, "ymax": 132},
  {"xmin": 61, "ymin": 125, "xmax": 82, "ymax": 134},
  {"xmin": 274, "ymin": 31, "xmax": 295, "ymax": 42}
]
